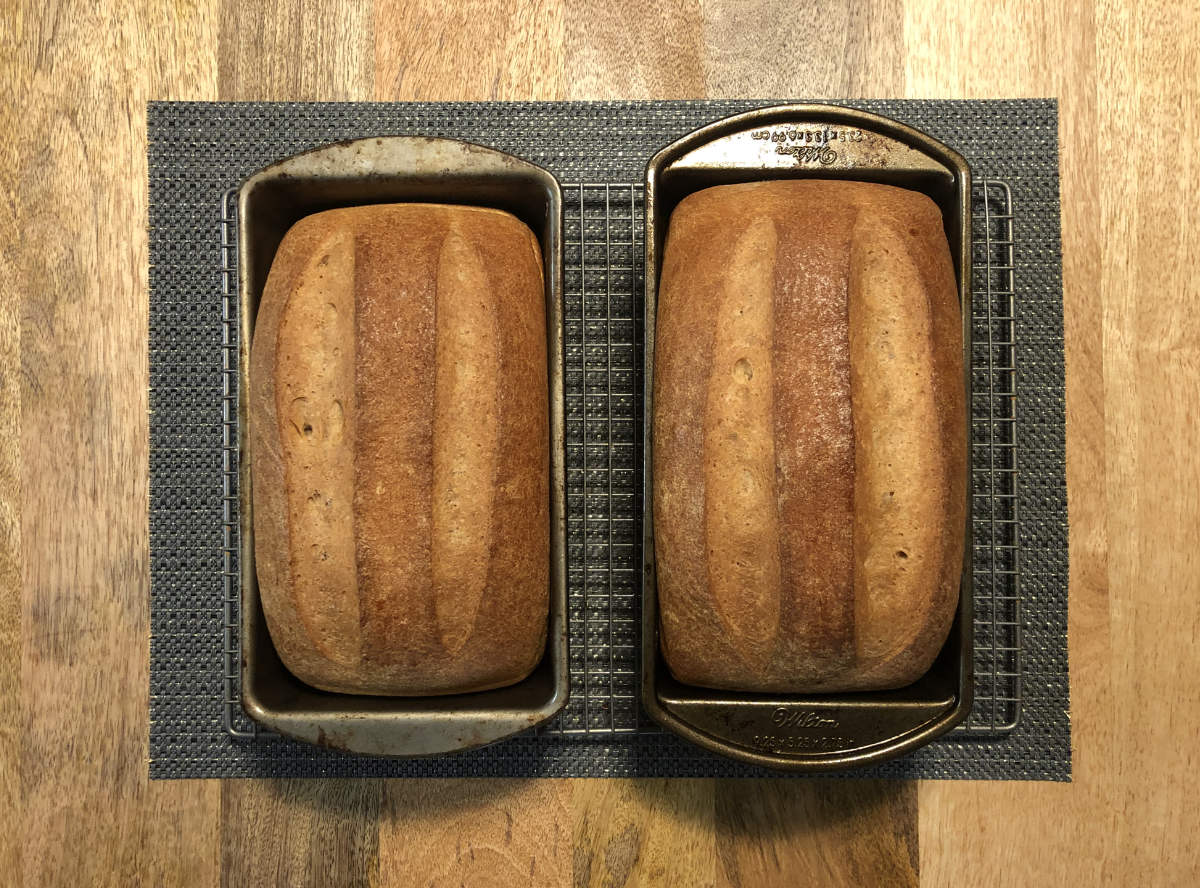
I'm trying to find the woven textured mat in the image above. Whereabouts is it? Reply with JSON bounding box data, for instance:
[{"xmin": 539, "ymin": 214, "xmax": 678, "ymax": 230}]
[{"xmin": 149, "ymin": 99, "xmax": 1068, "ymax": 779}]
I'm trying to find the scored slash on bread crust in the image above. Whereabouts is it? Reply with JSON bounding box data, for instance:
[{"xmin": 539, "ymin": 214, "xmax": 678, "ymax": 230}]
[
  {"xmin": 250, "ymin": 203, "xmax": 550, "ymax": 696},
  {"xmin": 653, "ymin": 180, "xmax": 966, "ymax": 693},
  {"xmin": 703, "ymin": 215, "xmax": 783, "ymax": 669}
]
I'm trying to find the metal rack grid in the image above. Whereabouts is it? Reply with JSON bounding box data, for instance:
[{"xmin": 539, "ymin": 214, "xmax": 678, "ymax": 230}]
[
  {"xmin": 556, "ymin": 185, "xmax": 644, "ymax": 735},
  {"xmin": 218, "ymin": 179, "xmax": 1021, "ymax": 743},
  {"xmin": 962, "ymin": 180, "xmax": 1021, "ymax": 735},
  {"xmin": 218, "ymin": 191, "xmax": 257, "ymax": 740}
]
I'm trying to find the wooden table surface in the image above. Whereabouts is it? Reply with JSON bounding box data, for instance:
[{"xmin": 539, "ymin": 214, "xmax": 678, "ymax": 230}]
[{"xmin": 5, "ymin": 0, "xmax": 1199, "ymax": 884}]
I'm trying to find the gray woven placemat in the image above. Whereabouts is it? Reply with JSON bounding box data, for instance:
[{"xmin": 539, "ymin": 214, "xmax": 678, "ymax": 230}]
[{"xmin": 148, "ymin": 99, "xmax": 1068, "ymax": 780}]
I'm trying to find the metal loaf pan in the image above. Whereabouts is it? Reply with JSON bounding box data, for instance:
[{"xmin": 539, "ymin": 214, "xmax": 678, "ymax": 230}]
[
  {"xmin": 237, "ymin": 136, "xmax": 567, "ymax": 756},
  {"xmin": 642, "ymin": 104, "xmax": 974, "ymax": 771}
]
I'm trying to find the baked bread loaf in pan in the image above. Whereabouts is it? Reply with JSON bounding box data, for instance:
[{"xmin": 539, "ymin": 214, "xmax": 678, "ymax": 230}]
[
  {"xmin": 652, "ymin": 179, "xmax": 966, "ymax": 693},
  {"xmin": 250, "ymin": 203, "xmax": 550, "ymax": 696}
]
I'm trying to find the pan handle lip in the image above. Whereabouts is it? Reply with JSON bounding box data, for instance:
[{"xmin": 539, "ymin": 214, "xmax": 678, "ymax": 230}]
[
  {"xmin": 641, "ymin": 689, "xmax": 973, "ymax": 773},
  {"xmin": 244, "ymin": 707, "xmax": 567, "ymax": 758},
  {"xmin": 645, "ymin": 101, "xmax": 970, "ymax": 179},
  {"xmin": 239, "ymin": 134, "xmax": 562, "ymax": 194}
]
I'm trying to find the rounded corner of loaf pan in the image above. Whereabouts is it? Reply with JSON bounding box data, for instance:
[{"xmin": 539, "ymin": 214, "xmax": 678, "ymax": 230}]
[
  {"xmin": 650, "ymin": 175, "xmax": 966, "ymax": 698},
  {"xmin": 247, "ymin": 197, "xmax": 553, "ymax": 702}
]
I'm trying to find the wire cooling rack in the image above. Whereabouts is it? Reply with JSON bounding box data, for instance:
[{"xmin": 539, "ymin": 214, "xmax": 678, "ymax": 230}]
[
  {"xmin": 964, "ymin": 181, "xmax": 1021, "ymax": 735},
  {"xmin": 218, "ymin": 179, "xmax": 1020, "ymax": 742}
]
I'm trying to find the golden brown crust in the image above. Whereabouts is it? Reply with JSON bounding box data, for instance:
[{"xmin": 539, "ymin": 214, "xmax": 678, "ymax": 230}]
[
  {"xmin": 250, "ymin": 203, "xmax": 549, "ymax": 695},
  {"xmin": 849, "ymin": 214, "xmax": 959, "ymax": 683},
  {"xmin": 653, "ymin": 180, "xmax": 965, "ymax": 693},
  {"xmin": 274, "ymin": 227, "xmax": 359, "ymax": 667},
  {"xmin": 702, "ymin": 215, "xmax": 782, "ymax": 671},
  {"xmin": 770, "ymin": 189, "xmax": 857, "ymax": 680},
  {"xmin": 431, "ymin": 231, "xmax": 500, "ymax": 655},
  {"xmin": 352, "ymin": 207, "xmax": 438, "ymax": 675}
]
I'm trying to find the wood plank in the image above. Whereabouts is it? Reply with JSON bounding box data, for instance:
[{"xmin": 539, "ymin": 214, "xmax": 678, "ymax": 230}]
[
  {"xmin": 564, "ymin": 0, "xmax": 904, "ymax": 100},
  {"xmin": 140, "ymin": 781, "xmax": 222, "ymax": 887},
  {"xmin": 573, "ymin": 779, "xmax": 715, "ymax": 888},
  {"xmin": 1, "ymin": 6, "xmax": 27, "ymax": 884},
  {"xmin": 699, "ymin": 0, "xmax": 904, "ymax": 98},
  {"xmin": 1093, "ymin": 0, "xmax": 1200, "ymax": 878},
  {"xmin": 564, "ymin": 0, "xmax": 705, "ymax": 99},
  {"xmin": 221, "ymin": 780, "xmax": 382, "ymax": 886},
  {"xmin": 913, "ymin": 0, "xmax": 1200, "ymax": 884},
  {"xmin": 907, "ymin": 1, "xmax": 1116, "ymax": 883},
  {"xmin": 715, "ymin": 780, "xmax": 917, "ymax": 888},
  {"xmin": 374, "ymin": 0, "xmax": 566, "ymax": 101},
  {"xmin": 0, "ymin": 47, "xmax": 24, "ymax": 884},
  {"xmin": 377, "ymin": 779, "xmax": 569, "ymax": 887},
  {"xmin": 217, "ymin": 0, "xmax": 373, "ymax": 101},
  {"xmin": 903, "ymin": 2, "xmax": 1053, "ymax": 98},
  {"xmin": 10, "ymin": 0, "xmax": 221, "ymax": 885}
]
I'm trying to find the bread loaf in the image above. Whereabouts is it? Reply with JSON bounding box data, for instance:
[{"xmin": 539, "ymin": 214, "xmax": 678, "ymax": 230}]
[
  {"xmin": 250, "ymin": 203, "xmax": 549, "ymax": 696},
  {"xmin": 652, "ymin": 180, "xmax": 966, "ymax": 693}
]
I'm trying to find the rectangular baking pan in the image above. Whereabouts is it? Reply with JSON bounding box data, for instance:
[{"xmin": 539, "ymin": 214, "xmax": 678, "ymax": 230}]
[
  {"xmin": 236, "ymin": 136, "xmax": 568, "ymax": 756},
  {"xmin": 641, "ymin": 104, "xmax": 974, "ymax": 771}
]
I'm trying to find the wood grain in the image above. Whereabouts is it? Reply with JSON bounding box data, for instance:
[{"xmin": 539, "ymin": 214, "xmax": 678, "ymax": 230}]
[
  {"xmin": 380, "ymin": 779, "xmax": 569, "ymax": 887},
  {"xmin": 7, "ymin": 0, "xmax": 1200, "ymax": 884},
  {"xmin": 911, "ymin": 1, "xmax": 1199, "ymax": 884},
  {"xmin": 374, "ymin": 0, "xmax": 566, "ymax": 101},
  {"xmin": 573, "ymin": 779, "xmax": 715, "ymax": 888},
  {"xmin": 570, "ymin": 780, "xmax": 918, "ymax": 888},
  {"xmin": 0, "ymin": 27, "xmax": 24, "ymax": 877},
  {"xmin": 1, "ymin": 6, "xmax": 26, "ymax": 882},
  {"xmin": 715, "ymin": 781, "xmax": 917, "ymax": 888},
  {"xmin": 699, "ymin": 0, "xmax": 904, "ymax": 98},
  {"xmin": 218, "ymin": 0, "xmax": 373, "ymax": 101},
  {"xmin": 9, "ymin": 0, "xmax": 220, "ymax": 885},
  {"xmin": 1092, "ymin": 0, "xmax": 1200, "ymax": 878},
  {"xmin": 222, "ymin": 780, "xmax": 383, "ymax": 886},
  {"xmin": 564, "ymin": 0, "xmax": 704, "ymax": 99}
]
